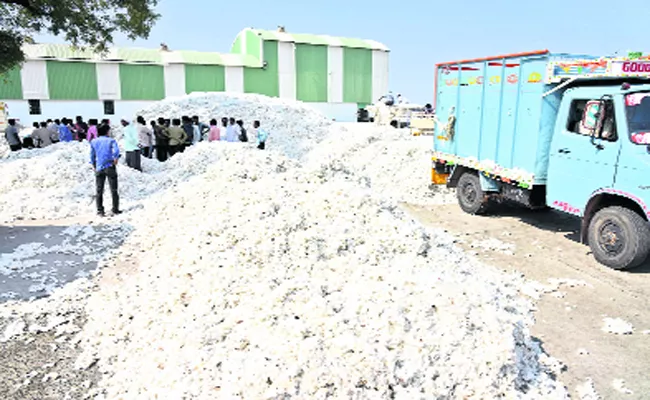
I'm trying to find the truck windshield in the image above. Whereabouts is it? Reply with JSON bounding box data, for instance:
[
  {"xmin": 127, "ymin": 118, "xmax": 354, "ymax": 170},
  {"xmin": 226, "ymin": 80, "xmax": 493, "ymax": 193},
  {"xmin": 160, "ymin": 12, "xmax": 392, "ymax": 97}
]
[{"xmin": 625, "ymin": 92, "xmax": 650, "ymax": 144}]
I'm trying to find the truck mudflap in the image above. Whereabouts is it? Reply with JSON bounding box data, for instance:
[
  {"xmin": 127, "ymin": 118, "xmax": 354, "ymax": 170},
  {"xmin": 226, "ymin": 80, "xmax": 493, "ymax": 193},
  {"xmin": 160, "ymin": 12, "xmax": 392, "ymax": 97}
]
[
  {"xmin": 431, "ymin": 169, "xmax": 449, "ymax": 185},
  {"xmin": 431, "ymin": 159, "xmax": 451, "ymax": 185}
]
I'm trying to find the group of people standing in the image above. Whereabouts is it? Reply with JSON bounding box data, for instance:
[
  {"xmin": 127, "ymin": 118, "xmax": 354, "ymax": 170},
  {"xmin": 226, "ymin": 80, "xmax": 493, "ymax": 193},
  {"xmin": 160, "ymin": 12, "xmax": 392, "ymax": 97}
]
[
  {"xmin": 4, "ymin": 116, "xmax": 107, "ymax": 151},
  {"xmin": 119, "ymin": 115, "xmax": 269, "ymax": 171},
  {"xmin": 88, "ymin": 114, "xmax": 268, "ymax": 217}
]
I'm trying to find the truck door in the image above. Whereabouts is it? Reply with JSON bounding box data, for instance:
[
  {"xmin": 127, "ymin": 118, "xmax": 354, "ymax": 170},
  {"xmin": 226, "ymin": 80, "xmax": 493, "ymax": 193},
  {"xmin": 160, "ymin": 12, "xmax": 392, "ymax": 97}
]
[
  {"xmin": 616, "ymin": 92, "xmax": 650, "ymax": 215},
  {"xmin": 547, "ymin": 93, "xmax": 623, "ymax": 215}
]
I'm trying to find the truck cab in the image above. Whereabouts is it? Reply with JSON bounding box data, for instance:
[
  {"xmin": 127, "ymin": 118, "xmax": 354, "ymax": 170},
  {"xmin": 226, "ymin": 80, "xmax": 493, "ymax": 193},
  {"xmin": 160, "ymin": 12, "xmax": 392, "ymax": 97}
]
[
  {"xmin": 548, "ymin": 84, "xmax": 650, "ymax": 268},
  {"xmin": 431, "ymin": 52, "xmax": 650, "ymax": 270}
]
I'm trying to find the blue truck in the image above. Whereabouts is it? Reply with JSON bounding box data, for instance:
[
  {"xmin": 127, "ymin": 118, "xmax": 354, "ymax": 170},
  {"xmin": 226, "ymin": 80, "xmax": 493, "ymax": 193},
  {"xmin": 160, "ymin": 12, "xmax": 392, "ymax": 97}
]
[{"xmin": 431, "ymin": 50, "xmax": 650, "ymax": 270}]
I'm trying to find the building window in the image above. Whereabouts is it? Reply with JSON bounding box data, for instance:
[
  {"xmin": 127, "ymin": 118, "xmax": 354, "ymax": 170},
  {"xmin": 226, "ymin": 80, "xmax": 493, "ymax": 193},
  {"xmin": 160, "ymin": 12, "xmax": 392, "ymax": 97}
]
[
  {"xmin": 28, "ymin": 100, "xmax": 41, "ymax": 115},
  {"xmin": 103, "ymin": 100, "xmax": 115, "ymax": 115}
]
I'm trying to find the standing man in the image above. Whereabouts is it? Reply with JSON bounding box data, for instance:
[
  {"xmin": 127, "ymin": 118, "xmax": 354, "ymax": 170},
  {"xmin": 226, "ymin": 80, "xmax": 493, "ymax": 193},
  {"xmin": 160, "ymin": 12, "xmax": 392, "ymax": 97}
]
[
  {"xmin": 253, "ymin": 120, "xmax": 268, "ymax": 150},
  {"xmin": 86, "ymin": 119, "xmax": 99, "ymax": 142},
  {"xmin": 236, "ymin": 120, "xmax": 248, "ymax": 142},
  {"xmin": 122, "ymin": 118, "xmax": 141, "ymax": 171},
  {"xmin": 58, "ymin": 118, "xmax": 74, "ymax": 142},
  {"xmin": 48, "ymin": 120, "xmax": 60, "ymax": 144},
  {"xmin": 226, "ymin": 117, "xmax": 238, "ymax": 142},
  {"xmin": 90, "ymin": 124, "xmax": 121, "ymax": 217},
  {"xmin": 181, "ymin": 116, "xmax": 194, "ymax": 151},
  {"xmin": 4, "ymin": 119, "xmax": 21, "ymax": 151},
  {"xmin": 31, "ymin": 121, "xmax": 53, "ymax": 148},
  {"xmin": 74, "ymin": 116, "xmax": 88, "ymax": 141},
  {"xmin": 221, "ymin": 117, "xmax": 228, "ymax": 141},
  {"xmin": 192, "ymin": 115, "xmax": 210, "ymax": 142},
  {"xmin": 153, "ymin": 117, "xmax": 169, "ymax": 162},
  {"xmin": 136, "ymin": 116, "xmax": 153, "ymax": 158},
  {"xmin": 167, "ymin": 118, "xmax": 187, "ymax": 157}
]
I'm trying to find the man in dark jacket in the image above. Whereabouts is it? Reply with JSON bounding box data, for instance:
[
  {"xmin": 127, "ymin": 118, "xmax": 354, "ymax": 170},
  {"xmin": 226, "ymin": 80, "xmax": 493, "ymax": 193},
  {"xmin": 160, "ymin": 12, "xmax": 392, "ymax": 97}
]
[
  {"xmin": 181, "ymin": 116, "xmax": 194, "ymax": 152},
  {"xmin": 153, "ymin": 117, "xmax": 169, "ymax": 162}
]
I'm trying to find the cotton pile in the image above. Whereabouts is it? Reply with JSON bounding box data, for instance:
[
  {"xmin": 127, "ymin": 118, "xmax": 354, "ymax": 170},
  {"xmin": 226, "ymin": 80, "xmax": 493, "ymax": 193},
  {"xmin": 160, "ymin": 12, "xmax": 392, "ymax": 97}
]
[
  {"xmin": 304, "ymin": 123, "xmax": 456, "ymax": 206},
  {"xmin": 71, "ymin": 144, "xmax": 567, "ymax": 399},
  {"xmin": 0, "ymin": 140, "xmax": 278, "ymax": 222},
  {"xmin": 0, "ymin": 140, "xmax": 9, "ymax": 159},
  {"xmin": 0, "ymin": 93, "xmax": 569, "ymax": 399},
  {"xmin": 134, "ymin": 92, "xmax": 334, "ymax": 159}
]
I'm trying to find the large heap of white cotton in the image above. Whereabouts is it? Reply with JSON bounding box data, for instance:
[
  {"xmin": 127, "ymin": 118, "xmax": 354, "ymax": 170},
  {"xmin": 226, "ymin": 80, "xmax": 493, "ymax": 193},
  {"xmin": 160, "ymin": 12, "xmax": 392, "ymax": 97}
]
[
  {"xmin": 134, "ymin": 92, "xmax": 334, "ymax": 159},
  {"xmin": 0, "ymin": 141, "xmax": 248, "ymax": 222},
  {"xmin": 0, "ymin": 94, "xmax": 452, "ymax": 223},
  {"xmin": 304, "ymin": 123, "xmax": 456, "ymax": 206},
  {"xmin": 75, "ymin": 145, "xmax": 566, "ymax": 399},
  {"xmin": 0, "ymin": 93, "xmax": 567, "ymax": 398}
]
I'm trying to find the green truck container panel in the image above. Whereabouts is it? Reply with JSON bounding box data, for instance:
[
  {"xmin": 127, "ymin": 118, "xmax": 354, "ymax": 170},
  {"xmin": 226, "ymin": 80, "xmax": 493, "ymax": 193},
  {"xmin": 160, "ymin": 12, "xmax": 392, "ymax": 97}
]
[
  {"xmin": 343, "ymin": 48, "xmax": 372, "ymax": 104},
  {"xmin": 295, "ymin": 44, "xmax": 328, "ymax": 102},
  {"xmin": 185, "ymin": 64, "xmax": 226, "ymax": 93},
  {"xmin": 47, "ymin": 61, "xmax": 98, "ymax": 100},
  {"xmin": 119, "ymin": 64, "xmax": 165, "ymax": 100},
  {"xmin": 0, "ymin": 67, "xmax": 23, "ymax": 100},
  {"xmin": 244, "ymin": 41, "xmax": 279, "ymax": 97}
]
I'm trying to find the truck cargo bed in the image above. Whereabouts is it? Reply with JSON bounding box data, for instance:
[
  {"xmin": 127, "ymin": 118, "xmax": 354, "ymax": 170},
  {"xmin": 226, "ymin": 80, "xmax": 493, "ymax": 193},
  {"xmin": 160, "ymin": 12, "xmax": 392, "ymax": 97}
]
[{"xmin": 432, "ymin": 50, "xmax": 596, "ymax": 188}]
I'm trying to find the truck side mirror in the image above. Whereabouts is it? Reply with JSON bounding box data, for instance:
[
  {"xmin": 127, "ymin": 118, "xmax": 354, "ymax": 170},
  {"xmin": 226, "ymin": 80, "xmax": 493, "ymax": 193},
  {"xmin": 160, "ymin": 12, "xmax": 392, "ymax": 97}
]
[{"xmin": 581, "ymin": 101, "xmax": 605, "ymax": 133}]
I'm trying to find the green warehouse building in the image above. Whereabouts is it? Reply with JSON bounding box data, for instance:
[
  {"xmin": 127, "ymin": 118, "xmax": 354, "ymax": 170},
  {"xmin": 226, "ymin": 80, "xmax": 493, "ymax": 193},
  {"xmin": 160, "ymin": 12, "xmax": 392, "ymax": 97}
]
[{"xmin": 0, "ymin": 28, "xmax": 389, "ymax": 124}]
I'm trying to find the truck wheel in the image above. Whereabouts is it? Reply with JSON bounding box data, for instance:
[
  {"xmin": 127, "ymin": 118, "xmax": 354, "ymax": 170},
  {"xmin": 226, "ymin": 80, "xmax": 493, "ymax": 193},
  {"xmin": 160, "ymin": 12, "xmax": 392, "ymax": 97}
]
[
  {"xmin": 588, "ymin": 206, "xmax": 650, "ymax": 270},
  {"xmin": 457, "ymin": 173, "xmax": 489, "ymax": 215}
]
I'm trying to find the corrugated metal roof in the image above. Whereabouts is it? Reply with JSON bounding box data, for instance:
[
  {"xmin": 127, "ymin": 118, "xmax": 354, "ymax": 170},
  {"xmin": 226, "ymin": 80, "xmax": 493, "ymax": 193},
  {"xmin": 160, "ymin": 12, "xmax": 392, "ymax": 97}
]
[
  {"xmin": 116, "ymin": 47, "xmax": 162, "ymax": 63},
  {"xmin": 169, "ymin": 51, "xmax": 260, "ymax": 67},
  {"xmin": 23, "ymin": 44, "xmax": 96, "ymax": 59},
  {"xmin": 249, "ymin": 29, "xmax": 389, "ymax": 51},
  {"xmin": 21, "ymin": 44, "xmax": 260, "ymax": 67}
]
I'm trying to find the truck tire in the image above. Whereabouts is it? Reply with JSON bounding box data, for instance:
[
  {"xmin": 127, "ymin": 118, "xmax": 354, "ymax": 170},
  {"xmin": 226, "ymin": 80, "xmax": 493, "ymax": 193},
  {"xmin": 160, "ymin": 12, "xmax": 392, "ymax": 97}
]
[
  {"xmin": 588, "ymin": 206, "xmax": 650, "ymax": 270},
  {"xmin": 456, "ymin": 172, "xmax": 489, "ymax": 215}
]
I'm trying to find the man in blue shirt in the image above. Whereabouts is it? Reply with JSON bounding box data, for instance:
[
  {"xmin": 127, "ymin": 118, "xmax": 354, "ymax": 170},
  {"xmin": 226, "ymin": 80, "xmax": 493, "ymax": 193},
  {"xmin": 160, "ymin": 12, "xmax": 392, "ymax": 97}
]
[
  {"xmin": 90, "ymin": 124, "xmax": 121, "ymax": 217},
  {"xmin": 58, "ymin": 118, "xmax": 74, "ymax": 142}
]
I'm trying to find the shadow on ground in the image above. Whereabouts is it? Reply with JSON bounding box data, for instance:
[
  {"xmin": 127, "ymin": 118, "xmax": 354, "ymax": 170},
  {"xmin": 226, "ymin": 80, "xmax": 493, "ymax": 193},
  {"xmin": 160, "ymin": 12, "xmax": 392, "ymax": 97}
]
[
  {"xmin": 485, "ymin": 204, "xmax": 650, "ymax": 273},
  {"xmin": 0, "ymin": 222, "xmax": 131, "ymax": 303}
]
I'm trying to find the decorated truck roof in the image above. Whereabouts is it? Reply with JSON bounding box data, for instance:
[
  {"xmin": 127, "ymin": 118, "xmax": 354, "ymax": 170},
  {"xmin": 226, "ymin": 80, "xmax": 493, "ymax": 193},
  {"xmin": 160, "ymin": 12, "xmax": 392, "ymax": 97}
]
[
  {"xmin": 546, "ymin": 54, "xmax": 650, "ymax": 82},
  {"xmin": 434, "ymin": 50, "xmax": 650, "ymax": 87}
]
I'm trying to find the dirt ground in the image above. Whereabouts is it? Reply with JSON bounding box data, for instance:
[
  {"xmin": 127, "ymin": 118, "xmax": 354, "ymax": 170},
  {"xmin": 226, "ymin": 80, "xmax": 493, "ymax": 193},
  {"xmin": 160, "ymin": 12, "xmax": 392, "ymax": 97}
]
[{"xmin": 405, "ymin": 202, "xmax": 650, "ymax": 399}]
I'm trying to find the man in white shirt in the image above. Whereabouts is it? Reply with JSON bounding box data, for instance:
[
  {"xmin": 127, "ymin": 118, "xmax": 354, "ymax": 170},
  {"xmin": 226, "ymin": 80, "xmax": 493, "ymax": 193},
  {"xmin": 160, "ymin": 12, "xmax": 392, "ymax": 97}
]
[
  {"xmin": 226, "ymin": 117, "xmax": 239, "ymax": 142},
  {"xmin": 136, "ymin": 116, "xmax": 153, "ymax": 158}
]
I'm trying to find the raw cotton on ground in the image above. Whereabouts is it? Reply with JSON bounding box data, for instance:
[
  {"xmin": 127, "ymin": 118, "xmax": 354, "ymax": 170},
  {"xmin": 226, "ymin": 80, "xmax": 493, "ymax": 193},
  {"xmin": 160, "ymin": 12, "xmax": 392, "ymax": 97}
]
[
  {"xmin": 133, "ymin": 92, "xmax": 334, "ymax": 159},
  {"xmin": 0, "ymin": 140, "xmax": 297, "ymax": 223},
  {"xmin": 304, "ymin": 124, "xmax": 456, "ymax": 206},
  {"xmin": 73, "ymin": 145, "xmax": 567, "ymax": 399},
  {"xmin": 0, "ymin": 94, "xmax": 568, "ymax": 399}
]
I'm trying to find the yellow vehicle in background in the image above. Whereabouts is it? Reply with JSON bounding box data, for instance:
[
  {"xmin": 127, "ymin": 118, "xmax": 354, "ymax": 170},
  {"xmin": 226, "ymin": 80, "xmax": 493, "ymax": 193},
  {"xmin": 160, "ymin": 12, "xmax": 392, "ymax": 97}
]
[
  {"xmin": 0, "ymin": 102, "xmax": 8, "ymax": 132},
  {"xmin": 410, "ymin": 111, "xmax": 435, "ymax": 136},
  {"xmin": 365, "ymin": 102, "xmax": 424, "ymax": 129}
]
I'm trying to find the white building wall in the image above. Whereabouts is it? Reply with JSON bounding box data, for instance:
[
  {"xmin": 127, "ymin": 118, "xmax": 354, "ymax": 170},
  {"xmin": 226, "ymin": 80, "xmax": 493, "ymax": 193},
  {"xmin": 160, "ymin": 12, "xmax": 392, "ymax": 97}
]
[
  {"xmin": 277, "ymin": 42, "xmax": 296, "ymax": 100},
  {"xmin": 20, "ymin": 61, "xmax": 49, "ymax": 100},
  {"xmin": 305, "ymin": 102, "xmax": 357, "ymax": 122},
  {"xmin": 164, "ymin": 64, "xmax": 186, "ymax": 98},
  {"xmin": 327, "ymin": 47, "xmax": 343, "ymax": 103},
  {"xmin": 96, "ymin": 63, "xmax": 121, "ymax": 100},
  {"xmin": 4, "ymin": 100, "xmax": 156, "ymax": 126},
  {"xmin": 2, "ymin": 100, "xmax": 31, "ymax": 125},
  {"xmin": 372, "ymin": 50, "xmax": 390, "ymax": 102},
  {"xmin": 225, "ymin": 66, "xmax": 244, "ymax": 93}
]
